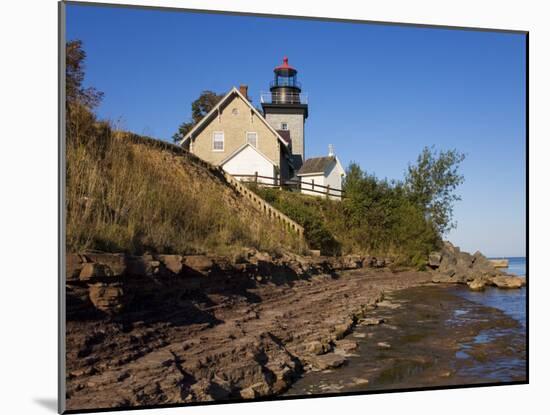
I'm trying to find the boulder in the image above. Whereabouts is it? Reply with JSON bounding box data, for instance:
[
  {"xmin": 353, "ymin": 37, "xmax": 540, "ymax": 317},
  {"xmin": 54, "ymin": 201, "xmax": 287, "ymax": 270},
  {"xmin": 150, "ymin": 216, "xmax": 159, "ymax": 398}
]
[
  {"xmin": 310, "ymin": 353, "xmax": 347, "ymax": 370},
  {"xmin": 342, "ymin": 255, "xmax": 363, "ymax": 269},
  {"xmin": 373, "ymin": 258, "xmax": 386, "ymax": 268},
  {"xmin": 183, "ymin": 255, "xmax": 214, "ymax": 274},
  {"xmin": 362, "ymin": 257, "xmax": 375, "ymax": 268},
  {"xmin": 432, "ymin": 271, "xmax": 459, "ymax": 284},
  {"xmin": 333, "ymin": 318, "xmax": 354, "ymax": 339},
  {"xmin": 79, "ymin": 263, "xmax": 113, "ymax": 281},
  {"xmin": 305, "ymin": 340, "xmax": 326, "ymax": 355},
  {"xmin": 472, "ymin": 250, "xmax": 487, "ymax": 264},
  {"xmin": 252, "ymin": 251, "xmax": 272, "ymax": 263},
  {"xmin": 428, "ymin": 252, "xmax": 442, "ymax": 268},
  {"xmin": 190, "ymin": 378, "xmax": 232, "ymax": 401},
  {"xmin": 66, "ymin": 254, "xmax": 84, "ymax": 281},
  {"xmin": 431, "ymin": 243, "xmax": 507, "ymax": 284},
  {"xmin": 231, "ymin": 250, "xmax": 251, "ymax": 265},
  {"xmin": 490, "ymin": 275, "xmax": 525, "ymax": 289},
  {"xmin": 438, "ymin": 254, "xmax": 457, "ymax": 274},
  {"xmin": 270, "ymin": 365, "xmax": 294, "ymax": 394},
  {"xmin": 83, "ymin": 253, "xmax": 127, "ymax": 276},
  {"xmin": 360, "ymin": 317, "xmax": 384, "ymax": 326},
  {"xmin": 453, "ymin": 265, "xmax": 476, "ymax": 282},
  {"xmin": 456, "ymin": 251, "xmax": 474, "ymax": 268},
  {"xmin": 472, "ymin": 254, "xmax": 499, "ymax": 276},
  {"xmin": 334, "ymin": 339, "xmax": 358, "ymax": 353},
  {"xmin": 157, "ymin": 255, "xmax": 184, "ymax": 274},
  {"xmin": 125, "ymin": 255, "xmax": 153, "ymax": 276},
  {"xmin": 467, "ymin": 278, "xmax": 486, "ymax": 291},
  {"xmin": 489, "ymin": 259, "xmax": 509, "ymax": 268},
  {"xmin": 88, "ymin": 282, "xmax": 130, "ymax": 315},
  {"xmin": 240, "ymin": 381, "xmax": 271, "ymax": 399}
]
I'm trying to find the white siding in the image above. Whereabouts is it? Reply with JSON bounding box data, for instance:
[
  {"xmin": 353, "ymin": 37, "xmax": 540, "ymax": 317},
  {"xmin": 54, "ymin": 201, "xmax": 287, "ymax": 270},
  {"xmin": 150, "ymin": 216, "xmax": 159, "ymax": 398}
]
[
  {"xmin": 299, "ymin": 160, "xmax": 344, "ymax": 200},
  {"xmin": 300, "ymin": 174, "xmax": 325, "ymax": 197},
  {"xmin": 222, "ymin": 145, "xmax": 276, "ymax": 184},
  {"xmin": 325, "ymin": 163, "xmax": 344, "ymax": 200}
]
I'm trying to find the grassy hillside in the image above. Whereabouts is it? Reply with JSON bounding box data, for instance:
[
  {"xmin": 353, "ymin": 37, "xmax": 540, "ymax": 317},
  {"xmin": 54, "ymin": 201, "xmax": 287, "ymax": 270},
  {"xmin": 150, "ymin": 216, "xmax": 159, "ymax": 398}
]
[
  {"xmin": 65, "ymin": 107, "xmax": 438, "ymax": 265},
  {"xmin": 66, "ymin": 108, "xmax": 305, "ymax": 256}
]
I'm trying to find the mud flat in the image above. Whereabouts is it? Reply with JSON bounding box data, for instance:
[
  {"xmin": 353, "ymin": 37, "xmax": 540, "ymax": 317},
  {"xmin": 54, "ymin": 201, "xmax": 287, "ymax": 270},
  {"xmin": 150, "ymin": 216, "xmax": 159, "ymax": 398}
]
[{"xmin": 285, "ymin": 285, "xmax": 526, "ymax": 396}]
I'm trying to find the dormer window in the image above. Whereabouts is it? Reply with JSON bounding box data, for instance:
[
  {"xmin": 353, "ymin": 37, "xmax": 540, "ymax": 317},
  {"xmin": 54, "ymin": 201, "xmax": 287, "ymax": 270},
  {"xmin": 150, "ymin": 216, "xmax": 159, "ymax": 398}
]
[{"xmin": 281, "ymin": 122, "xmax": 288, "ymax": 130}]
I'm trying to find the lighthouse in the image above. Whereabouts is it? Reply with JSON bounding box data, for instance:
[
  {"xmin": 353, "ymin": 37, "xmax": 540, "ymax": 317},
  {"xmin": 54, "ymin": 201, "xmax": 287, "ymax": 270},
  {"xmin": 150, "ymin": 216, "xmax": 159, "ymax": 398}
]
[{"xmin": 261, "ymin": 57, "xmax": 309, "ymax": 170}]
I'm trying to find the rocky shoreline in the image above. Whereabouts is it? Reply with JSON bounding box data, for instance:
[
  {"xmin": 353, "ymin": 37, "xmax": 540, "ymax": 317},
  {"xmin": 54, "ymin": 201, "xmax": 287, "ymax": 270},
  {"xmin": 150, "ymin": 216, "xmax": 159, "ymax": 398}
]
[
  {"xmin": 65, "ymin": 245, "xmax": 525, "ymax": 411},
  {"xmin": 428, "ymin": 242, "xmax": 526, "ymax": 290},
  {"xmin": 286, "ymin": 284, "xmax": 525, "ymax": 396}
]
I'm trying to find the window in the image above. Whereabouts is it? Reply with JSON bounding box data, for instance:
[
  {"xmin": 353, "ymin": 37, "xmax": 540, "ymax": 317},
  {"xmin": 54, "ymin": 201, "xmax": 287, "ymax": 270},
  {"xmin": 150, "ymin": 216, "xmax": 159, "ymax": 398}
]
[
  {"xmin": 246, "ymin": 132, "xmax": 257, "ymax": 147},
  {"xmin": 231, "ymin": 108, "xmax": 239, "ymax": 116},
  {"xmin": 212, "ymin": 131, "xmax": 224, "ymax": 151},
  {"xmin": 281, "ymin": 122, "xmax": 288, "ymax": 130}
]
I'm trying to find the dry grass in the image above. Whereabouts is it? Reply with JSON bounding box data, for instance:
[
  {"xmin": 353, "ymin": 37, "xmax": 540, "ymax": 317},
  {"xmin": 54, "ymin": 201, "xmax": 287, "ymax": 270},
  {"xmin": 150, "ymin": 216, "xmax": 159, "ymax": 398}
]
[{"xmin": 66, "ymin": 119, "xmax": 305, "ymax": 256}]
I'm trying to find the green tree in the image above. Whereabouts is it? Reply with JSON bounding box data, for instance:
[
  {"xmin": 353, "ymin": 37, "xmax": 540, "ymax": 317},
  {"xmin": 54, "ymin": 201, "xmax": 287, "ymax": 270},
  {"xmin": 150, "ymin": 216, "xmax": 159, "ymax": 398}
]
[
  {"xmin": 172, "ymin": 90, "xmax": 224, "ymax": 143},
  {"xmin": 405, "ymin": 146, "xmax": 465, "ymax": 235},
  {"xmin": 66, "ymin": 40, "xmax": 103, "ymax": 109}
]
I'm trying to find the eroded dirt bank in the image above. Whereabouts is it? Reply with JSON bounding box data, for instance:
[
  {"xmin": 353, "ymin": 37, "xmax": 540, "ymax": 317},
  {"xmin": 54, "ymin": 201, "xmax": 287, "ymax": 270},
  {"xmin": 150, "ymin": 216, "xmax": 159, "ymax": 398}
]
[{"xmin": 66, "ymin": 258, "xmax": 431, "ymax": 410}]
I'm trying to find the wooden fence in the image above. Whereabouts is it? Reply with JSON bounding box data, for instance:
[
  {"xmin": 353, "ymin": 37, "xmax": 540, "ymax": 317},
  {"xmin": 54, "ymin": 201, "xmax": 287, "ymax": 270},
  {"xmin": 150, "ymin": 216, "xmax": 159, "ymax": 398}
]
[{"xmin": 232, "ymin": 173, "xmax": 346, "ymax": 199}]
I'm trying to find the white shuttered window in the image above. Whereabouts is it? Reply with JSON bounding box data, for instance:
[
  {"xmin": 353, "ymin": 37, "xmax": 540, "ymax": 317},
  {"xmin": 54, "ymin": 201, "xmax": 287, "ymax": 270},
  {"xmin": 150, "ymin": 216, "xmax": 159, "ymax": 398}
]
[
  {"xmin": 246, "ymin": 132, "xmax": 258, "ymax": 147},
  {"xmin": 213, "ymin": 131, "xmax": 224, "ymax": 151}
]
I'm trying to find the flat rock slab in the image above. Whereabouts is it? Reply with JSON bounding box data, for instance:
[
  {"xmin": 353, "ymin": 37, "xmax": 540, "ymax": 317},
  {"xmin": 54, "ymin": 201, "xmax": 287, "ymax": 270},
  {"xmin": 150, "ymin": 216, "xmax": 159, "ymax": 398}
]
[
  {"xmin": 376, "ymin": 301, "xmax": 401, "ymax": 309},
  {"xmin": 65, "ymin": 267, "xmax": 433, "ymax": 409},
  {"xmin": 310, "ymin": 353, "xmax": 347, "ymax": 370},
  {"xmin": 334, "ymin": 339, "xmax": 358, "ymax": 353},
  {"xmin": 360, "ymin": 317, "xmax": 385, "ymax": 326},
  {"xmin": 491, "ymin": 275, "xmax": 525, "ymax": 289}
]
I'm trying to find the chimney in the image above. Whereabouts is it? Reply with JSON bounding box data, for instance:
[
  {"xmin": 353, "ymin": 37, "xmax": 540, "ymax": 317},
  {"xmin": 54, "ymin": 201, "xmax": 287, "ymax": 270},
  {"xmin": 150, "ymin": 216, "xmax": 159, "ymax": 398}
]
[
  {"xmin": 239, "ymin": 84, "xmax": 249, "ymax": 99},
  {"xmin": 328, "ymin": 144, "xmax": 335, "ymax": 157}
]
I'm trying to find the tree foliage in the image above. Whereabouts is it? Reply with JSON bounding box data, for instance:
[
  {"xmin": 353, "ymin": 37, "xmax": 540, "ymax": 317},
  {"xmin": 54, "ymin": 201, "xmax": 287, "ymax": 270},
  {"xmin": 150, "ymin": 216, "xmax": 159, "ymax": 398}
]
[
  {"xmin": 66, "ymin": 40, "xmax": 103, "ymax": 109},
  {"xmin": 341, "ymin": 163, "xmax": 440, "ymax": 265},
  {"xmin": 404, "ymin": 146, "xmax": 465, "ymax": 235},
  {"xmin": 172, "ymin": 91, "xmax": 224, "ymax": 143},
  {"xmin": 251, "ymin": 147, "xmax": 464, "ymax": 267}
]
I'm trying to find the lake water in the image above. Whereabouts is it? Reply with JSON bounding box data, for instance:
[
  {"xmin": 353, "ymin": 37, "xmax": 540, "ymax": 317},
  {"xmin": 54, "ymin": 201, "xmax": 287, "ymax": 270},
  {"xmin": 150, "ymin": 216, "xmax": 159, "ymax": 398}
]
[
  {"xmin": 450, "ymin": 256, "xmax": 526, "ymax": 381},
  {"xmin": 285, "ymin": 257, "xmax": 527, "ymax": 395},
  {"xmin": 454, "ymin": 257, "xmax": 526, "ymax": 326}
]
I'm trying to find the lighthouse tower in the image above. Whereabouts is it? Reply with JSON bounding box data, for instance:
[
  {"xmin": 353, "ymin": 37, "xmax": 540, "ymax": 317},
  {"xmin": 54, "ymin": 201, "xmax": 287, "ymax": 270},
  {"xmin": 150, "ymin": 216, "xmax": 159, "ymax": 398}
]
[{"xmin": 261, "ymin": 57, "xmax": 309, "ymax": 169}]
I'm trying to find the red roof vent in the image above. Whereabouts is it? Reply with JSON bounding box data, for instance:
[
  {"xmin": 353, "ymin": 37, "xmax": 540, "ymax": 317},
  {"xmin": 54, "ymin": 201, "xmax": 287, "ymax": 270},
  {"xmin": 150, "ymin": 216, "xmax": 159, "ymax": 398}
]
[{"xmin": 275, "ymin": 56, "xmax": 295, "ymax": 71}]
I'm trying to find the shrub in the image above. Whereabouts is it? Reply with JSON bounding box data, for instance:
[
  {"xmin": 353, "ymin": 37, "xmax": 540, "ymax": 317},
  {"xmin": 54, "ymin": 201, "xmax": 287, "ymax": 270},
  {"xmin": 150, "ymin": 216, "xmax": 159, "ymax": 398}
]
[{"xmin": 249, "ymin": 164, "xmax": 442, "ymax": 268}]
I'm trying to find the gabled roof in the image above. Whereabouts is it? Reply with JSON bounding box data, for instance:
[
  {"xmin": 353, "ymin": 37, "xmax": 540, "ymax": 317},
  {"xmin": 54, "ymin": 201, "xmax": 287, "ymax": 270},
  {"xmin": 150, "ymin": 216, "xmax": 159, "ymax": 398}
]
[
  {"xmin": 297, "ymin": 155, "xmax": 347, "ymax": 177},
  {"xmin": 220, "ymin": 143, "xmax": 276, "ymax": 167},
  {"xmin": 297, "ymin": 156, "xmax": 336, "ymax": 175},
  {"xmin": 178, "ymin": 87, "xmax": 290, "ymax": 149}
]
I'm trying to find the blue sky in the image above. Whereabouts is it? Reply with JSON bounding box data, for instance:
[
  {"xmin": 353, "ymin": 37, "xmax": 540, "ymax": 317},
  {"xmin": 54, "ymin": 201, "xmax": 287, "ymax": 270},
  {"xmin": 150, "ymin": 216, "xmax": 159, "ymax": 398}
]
[{"xmin": 66, "ymin": 4, "xmax": 526, "ymax": 257}]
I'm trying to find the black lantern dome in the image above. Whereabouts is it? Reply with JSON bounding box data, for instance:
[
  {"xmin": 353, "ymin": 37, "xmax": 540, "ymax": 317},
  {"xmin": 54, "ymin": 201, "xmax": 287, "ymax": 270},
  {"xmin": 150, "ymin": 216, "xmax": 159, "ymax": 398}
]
[{"xmin": 270, "ymin": 57, "xmax": 302, "ymax": 104}]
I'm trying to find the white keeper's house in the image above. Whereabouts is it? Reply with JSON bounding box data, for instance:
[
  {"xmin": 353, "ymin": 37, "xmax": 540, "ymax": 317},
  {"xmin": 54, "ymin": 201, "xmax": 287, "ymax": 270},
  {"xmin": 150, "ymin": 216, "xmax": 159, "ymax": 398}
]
[{"xmin": 178, "ymin": 57, "xmax": 345, "ymax": 199}]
